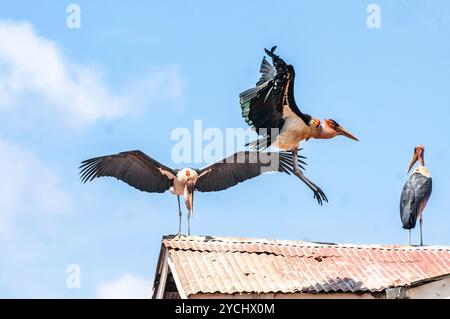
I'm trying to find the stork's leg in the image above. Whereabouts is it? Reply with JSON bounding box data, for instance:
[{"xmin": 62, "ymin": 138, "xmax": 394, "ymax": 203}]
[
  {"xmin": 291, "ymin": 148, "xmax": 328, "ymax": 205},
  {"xmin": 187, "ymin": 191, "xmax": 194, "ymax": 237},
  {"xmin": 408, "ymin": 230, "xmax": 411, "ymax": 246},
  {"xmin": 420, "ymin": 217, "xmax": 423, "ymax": 246},
  {"xmin": 291, "ymin": 148, "xmax": 301, "ymax": 173},
  {"xmin": 176, "ymin": 196, "xmax": 182, "ymax": 237},
  {"xmin": 187, "ymin": 209, "xmax": 191, "ymax": 236}
]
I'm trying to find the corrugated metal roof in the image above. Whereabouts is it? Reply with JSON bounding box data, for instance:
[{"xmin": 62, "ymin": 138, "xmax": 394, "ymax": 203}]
[{"xmin": 161, "ymin": 235, "xmax": 450, "ymax": 296}]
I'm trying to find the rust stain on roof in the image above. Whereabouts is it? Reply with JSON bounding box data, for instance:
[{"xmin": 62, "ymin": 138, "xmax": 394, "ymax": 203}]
[{"xmin": 160, "ymin": 235, "xmax": 450, "ymax": 296}]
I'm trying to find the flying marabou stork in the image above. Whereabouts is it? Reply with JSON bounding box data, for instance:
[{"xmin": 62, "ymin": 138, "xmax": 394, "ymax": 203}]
[
  {"xmin": 239, "ymin": 46, "xmax": 358, "ymax": 205},
  {"xmin": 80, "ymin": 150, "xmax": 304, "ymax": 235},
  {"xmin": 400, "ymin": 145, "xmax": 432, "ymax": 246}
]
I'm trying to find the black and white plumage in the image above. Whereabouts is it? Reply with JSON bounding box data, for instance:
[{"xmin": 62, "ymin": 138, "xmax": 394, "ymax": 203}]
[
  {"xmin": 80, "ymin": 150, "xmax": 305, "ymax": 235},
  {"xmin": 239, "ymin": 46, "xmax": 358, "ymax": 205},
  {"xmin": 400, "ymin": 145, "xmax": 432, "ymax": 246},
  {"xmin": 240, "ymin": 46, "xmax": 316, "ymax": 150}
]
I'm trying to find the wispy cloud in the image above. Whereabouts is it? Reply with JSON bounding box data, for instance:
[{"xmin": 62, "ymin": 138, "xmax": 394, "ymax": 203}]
[
  {"xmin": 96, "ymin": 273, "xmax": 152, "ymax": 299},
  {"xmin": 0, "ymin": 20, "xmax": 182, "ymax": 297},
  {"xmin": 0, "ymin": 20, "xmax": 183, "ymax": 128},
  {"xmin": 0, "ymin": 136, "xmax": 71, "ymax": 238}
]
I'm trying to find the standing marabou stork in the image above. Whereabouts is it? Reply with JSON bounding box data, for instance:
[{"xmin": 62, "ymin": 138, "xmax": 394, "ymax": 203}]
[
  {"xmin": 80, "ymin": 150, "xmax": 304, "ymax": 235},
  {"xmin": 400, "ymin": 145, "xmax": 432, "ymax": 246},
  {"xmin": 240, "ymin": 46, "xmax": 358, "ymax": 205}
]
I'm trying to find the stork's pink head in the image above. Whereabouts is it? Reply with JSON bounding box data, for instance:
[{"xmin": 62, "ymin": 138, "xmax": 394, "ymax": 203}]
[
  {"xmin": 408, "ymin": 145, "xmax": 426, "ymax": 173},
  {"xmin": 416, "ymin": 144, "xmax": 425, "ymax": 155},
  {"xmin": 311, "ymin": 118, "xmax": 321, "ymax": 128},
  {"xmin": 321, "ymin": 119, "xmax": 359, "ymax": 141}
]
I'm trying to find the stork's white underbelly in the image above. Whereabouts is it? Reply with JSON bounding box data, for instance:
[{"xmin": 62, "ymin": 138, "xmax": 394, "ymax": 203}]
[
  {"xmin": 170, "ymin": 168, "xmax": 198, "ymax": 196},
  {"xmin": 170, "ymin": 179, "xmax": 185, "ymax": 196},
  {"xmin": 272, "ymin": 105, "xmax": 311, "ymax": 150}
]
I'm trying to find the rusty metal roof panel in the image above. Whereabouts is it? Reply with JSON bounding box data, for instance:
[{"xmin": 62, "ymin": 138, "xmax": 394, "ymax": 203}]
[{"xmin": 162, "ymin": 235, "xmax": 450, "ymax": 296}]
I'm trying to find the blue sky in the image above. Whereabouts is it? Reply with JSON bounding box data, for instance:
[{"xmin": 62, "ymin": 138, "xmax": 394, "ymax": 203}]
[{"xmin": 0, "ymin": 0, "xmax": 449, "ymax": 298}]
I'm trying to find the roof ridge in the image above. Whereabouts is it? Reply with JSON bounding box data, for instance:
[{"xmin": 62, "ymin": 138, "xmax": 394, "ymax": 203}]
[{"xmin": 162, "ymin": 235, "xmax": 450, "ymax": 251}]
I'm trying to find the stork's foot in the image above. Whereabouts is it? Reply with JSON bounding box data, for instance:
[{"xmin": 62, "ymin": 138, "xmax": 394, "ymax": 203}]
[
  {"xmin": 174, "ymin": 232, "xmax": 183, "ymax": 238},
  {"xmin": 311, "ymin": 186, "xmax": 328, "ymax": 206},
  {"xmin": 289, "ymin": 147, "xmax": 327, "ymax": 205},
  {"xmin": 293, "ymin": 170, "xmax": 328, "ymax": 206},
  {"xmin": 307, "ymin": 183, "xmax": 327, "ymax": 206}
]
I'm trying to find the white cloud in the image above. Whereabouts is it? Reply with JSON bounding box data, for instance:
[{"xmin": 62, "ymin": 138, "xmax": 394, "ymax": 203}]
[
  {"xmin": 96, "ymin": 273, "xmax": 153, "ymax": 299},
  {"xmin": 0, "ymin": 20, "xmax": 183, "ymax": 128},
  {"xmin": 0, "ymin": 136, "xmax": 70, "ymax": 238},
  {"xmin": 0, "ymin": 19, "xmax": 181, "ymax": 298}
]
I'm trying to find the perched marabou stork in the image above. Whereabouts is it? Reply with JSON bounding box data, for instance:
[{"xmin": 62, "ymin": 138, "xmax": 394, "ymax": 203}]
[
  {"xmin": 400, "ymin": 145, "xmax": 432, "ymax": 246},
  {"xmin": 239, "ymin": 46, "xmax": 358, "ymax": 205},
  {"xmin": 80, "ymin": 150, "xmax": 304, "ymax": 235}
]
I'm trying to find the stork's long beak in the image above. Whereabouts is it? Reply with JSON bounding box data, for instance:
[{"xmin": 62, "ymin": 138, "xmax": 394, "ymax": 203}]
[
  {"xmin": 336, "ymin": 125, "xmax": 359, "ymax": 141},
  {"xmin": 407, "ymin": 153, "xmax": 418, "ymax": 174}
]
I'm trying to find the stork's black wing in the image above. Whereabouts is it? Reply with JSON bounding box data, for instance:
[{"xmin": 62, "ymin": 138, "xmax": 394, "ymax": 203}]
[
  {"xmin": 194, "ymin": 151, "xmax": 304, "ymax": 192},
  {"xmin": 79, "ymin": 150, "xmax": 177, "ymax": 193},
  {"xmin": 400, "ymin": 173, "xmax": 432, "ymax": 229},
  {"xmin": 239, "ymin": 47, "xmax": 307, "ymax": 138}
]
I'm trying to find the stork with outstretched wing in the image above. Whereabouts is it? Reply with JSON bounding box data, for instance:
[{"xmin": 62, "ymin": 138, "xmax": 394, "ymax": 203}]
[
  {"xmin": 240, "ymin": 46, "xmax": 358, "ymax": 205},
  {"xmin": 80, "ymin": 150, "xmax": 304, "ymax": 235}
]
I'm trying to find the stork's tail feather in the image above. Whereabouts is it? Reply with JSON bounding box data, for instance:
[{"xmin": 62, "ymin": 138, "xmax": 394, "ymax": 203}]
[
  {"xmin": 279, "ymin": 150, "xmax": 307, "ymax": 169},
  {"xmin": 278, "ymin": 154, "xmax": 306, "ymax": 173},
  {"xmin": 401, "ymin": 213, "xmax": 418, "ymax": 230},
  {"xmin": 264, "ymin": 46, "xmax": 278, "ymax": 59},
  {"xmin": 245, "ymin": 135, "xmax": 272, "ymax": 151}
]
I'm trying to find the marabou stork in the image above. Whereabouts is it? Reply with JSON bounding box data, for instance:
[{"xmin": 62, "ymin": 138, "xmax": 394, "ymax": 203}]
[
  {"xmin": 400, "ymin": 145, "xmax": 432, "ymax": 246},
  {"xmin": 80, "ymin": 150, "xmax": 304, "ymax": 235},
  {"xmin": 239, "ymin": 46, "xmax": 358, "ymax": 205}
]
